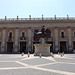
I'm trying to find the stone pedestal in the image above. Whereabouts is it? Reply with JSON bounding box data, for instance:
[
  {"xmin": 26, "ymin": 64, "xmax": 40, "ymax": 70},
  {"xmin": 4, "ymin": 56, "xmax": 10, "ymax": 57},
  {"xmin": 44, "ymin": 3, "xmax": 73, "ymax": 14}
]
[
  {"xmin": 40, "ymin": 38, "xmax": 46, "ymax": 44},
  {"xmin": 34, "ymin": 44, "xmax": 51, "ymax": 56}
]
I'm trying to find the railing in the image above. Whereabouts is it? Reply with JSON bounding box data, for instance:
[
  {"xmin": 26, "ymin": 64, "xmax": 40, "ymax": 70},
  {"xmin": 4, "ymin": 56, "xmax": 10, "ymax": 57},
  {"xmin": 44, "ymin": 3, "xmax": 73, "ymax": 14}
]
[
  {"xmin": 20, "ymin": 37, "xmax": 26, "ymax": 40},
  {"xmin": 7, "ymin": 37, "xmax": 27, "ymax": 42},
  {"xmin": 59, "ymin": 37, "xmax": 67, "ymax": 41},
  {"xmin": 47, "ymin": 38, "xmax": 53, "ymax": 41},
  {"xmin": 60, "ymin": 36, "xmax": 65, "ymax": 38},
  {"xmin": 7, "ymin": 37, "xmax": 14, "ymax": 42},
  {"xmin": 0, "ymin": 17, "xmax": 75, "ymax": 22}
]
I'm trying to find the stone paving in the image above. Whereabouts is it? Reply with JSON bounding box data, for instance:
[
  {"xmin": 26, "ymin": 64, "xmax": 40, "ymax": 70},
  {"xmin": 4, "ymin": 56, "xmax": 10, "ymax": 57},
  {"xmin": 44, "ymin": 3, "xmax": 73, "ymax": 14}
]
[{"xmin": 0, "ymin": 54, "xmax": 75, "ymax": 75}]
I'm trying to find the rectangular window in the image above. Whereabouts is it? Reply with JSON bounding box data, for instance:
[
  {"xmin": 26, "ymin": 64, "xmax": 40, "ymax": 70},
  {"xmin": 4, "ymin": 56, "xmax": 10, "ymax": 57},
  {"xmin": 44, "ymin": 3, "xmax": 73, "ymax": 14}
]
[
  {"xmin": 9, "ymin": 32, "xmax": 12, "ymax": 38},
  {"xmin": 61, "ymin": 32, "xmax": 65, "ymax": 38},
  {"xmin": 22, "ymin": 32, "xmax": 25, "ymax": 37},
  {"xmin": 49, "ymin": 32, "xmax": 51, "ymax": 38}
]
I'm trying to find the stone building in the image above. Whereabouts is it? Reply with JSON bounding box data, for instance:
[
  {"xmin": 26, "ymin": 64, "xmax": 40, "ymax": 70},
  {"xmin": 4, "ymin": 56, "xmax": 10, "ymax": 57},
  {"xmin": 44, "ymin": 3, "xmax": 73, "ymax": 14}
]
[{"xmin": 0, "ymin": 15, "xmax": 75, "ymax": 53}]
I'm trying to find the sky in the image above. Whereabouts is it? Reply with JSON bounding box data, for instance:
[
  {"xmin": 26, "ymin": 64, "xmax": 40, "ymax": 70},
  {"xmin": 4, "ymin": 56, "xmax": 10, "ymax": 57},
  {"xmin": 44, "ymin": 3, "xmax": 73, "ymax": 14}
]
[{"xmin": 0, "ymin": 0, "xmax": 75, "ymax": 18}]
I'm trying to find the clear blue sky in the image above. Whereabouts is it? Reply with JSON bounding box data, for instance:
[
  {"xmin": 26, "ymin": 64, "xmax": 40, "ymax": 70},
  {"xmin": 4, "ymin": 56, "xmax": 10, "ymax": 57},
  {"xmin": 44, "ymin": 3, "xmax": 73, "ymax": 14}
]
[{"xmin": 0, "ymin": 0, "xmax": 75, "ymax": 18}]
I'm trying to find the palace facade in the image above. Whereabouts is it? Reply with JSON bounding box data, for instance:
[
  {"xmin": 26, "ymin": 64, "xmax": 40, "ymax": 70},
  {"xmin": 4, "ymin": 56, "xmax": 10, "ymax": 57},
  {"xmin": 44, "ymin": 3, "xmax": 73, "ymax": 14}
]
[{"xmin": 0, "ymin": 15, "xmax": 75, "ymax": 53}]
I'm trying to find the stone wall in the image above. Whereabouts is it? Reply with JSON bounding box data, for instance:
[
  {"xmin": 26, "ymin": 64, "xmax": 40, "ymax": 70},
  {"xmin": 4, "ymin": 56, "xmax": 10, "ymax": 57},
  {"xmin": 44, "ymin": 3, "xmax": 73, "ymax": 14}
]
[{"xmin": 0, "ymin": 19, "xmax": 75, "ymax": 53}]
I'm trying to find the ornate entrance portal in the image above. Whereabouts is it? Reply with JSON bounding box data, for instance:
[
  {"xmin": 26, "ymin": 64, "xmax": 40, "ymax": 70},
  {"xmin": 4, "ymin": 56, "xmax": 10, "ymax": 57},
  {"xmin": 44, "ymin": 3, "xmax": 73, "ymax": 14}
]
[
  {"xmin": 20, "ymin": 42, "xmax": 26, "ymax": 53},
  {"xmin": 73, "ymin": 42, "xmax": 75, "ymax": 50},
  {"xmin": 60, "ymin": 42, "xmax": 66, "ymax": 52},
  {"xmin": 7, "ymin": 42, "xmax": 13, "ymax": 53}
]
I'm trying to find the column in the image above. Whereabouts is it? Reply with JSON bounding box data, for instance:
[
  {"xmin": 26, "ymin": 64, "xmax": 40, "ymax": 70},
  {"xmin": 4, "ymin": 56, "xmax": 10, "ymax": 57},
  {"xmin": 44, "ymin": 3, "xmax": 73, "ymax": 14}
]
[
  {"xmin": 27, "ymin": 27, "xmax": 32, "ymax": 53},
  {"xmin": 31, "ymin": 30, "xmax": 33, "ymax": 53},
  {"xmin": 1, "ymin": 28, "xmax": 6, "ymax": 53},
  {"xmin": 54, "ymin": 27, "xmax": 59, "ymax": 52},
  {"xmin": 14, "ymin": 27, "xmax": 19, "ymax": 53},
  {"xmin": 67, "ymin": 27, "xmax": 72, "ymax": 51}
]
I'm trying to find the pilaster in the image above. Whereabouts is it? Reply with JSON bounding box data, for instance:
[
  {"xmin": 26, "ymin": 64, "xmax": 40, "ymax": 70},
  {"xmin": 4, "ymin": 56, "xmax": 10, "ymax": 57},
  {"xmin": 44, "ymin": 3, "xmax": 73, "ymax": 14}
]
[
  {"xmin": 1, "ymin": 27, "xmax": 6, "ymax": 53},
  {"xmin": 27, "ymin": 27, "xmax": 32, "ymax": 53},
  {"xmin": 67, "ymin": 27, "xmax": 72, "ymax": 50},
  {"xmin": 54, "ymin": 27, "xmax": 59, "ymax": 52},
  {"xmin": 14, "ymin": 27, "xmax": 19, "ymax": 53}
]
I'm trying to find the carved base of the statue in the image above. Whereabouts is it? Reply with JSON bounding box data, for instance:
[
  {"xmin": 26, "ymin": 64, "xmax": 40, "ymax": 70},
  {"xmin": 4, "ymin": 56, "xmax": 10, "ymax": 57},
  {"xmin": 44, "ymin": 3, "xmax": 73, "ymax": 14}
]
[{"xmin": 34, "ymin": 44, "xmax": 51, "ymax": 56}]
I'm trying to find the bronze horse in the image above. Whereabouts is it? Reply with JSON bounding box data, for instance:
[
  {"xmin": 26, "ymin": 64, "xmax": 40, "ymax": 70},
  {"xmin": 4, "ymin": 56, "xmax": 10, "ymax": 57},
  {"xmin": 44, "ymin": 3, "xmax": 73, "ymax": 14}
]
[{"xmin": 34, "ymin": 26, "xmax": 51, "ymax": 42}]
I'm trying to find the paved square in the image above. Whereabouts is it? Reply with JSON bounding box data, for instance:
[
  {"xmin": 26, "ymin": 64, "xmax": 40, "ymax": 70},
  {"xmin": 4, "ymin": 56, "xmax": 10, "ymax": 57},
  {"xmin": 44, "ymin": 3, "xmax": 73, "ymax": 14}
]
[{"xmin": 0, "ymin": 54, "xmax": 75, "ymax": 75}]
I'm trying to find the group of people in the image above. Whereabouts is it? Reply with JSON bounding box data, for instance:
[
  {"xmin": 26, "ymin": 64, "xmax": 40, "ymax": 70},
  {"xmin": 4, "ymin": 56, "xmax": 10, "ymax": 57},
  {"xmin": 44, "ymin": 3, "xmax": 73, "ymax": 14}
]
[{"xmin": 57, "ymin": 47, "xmax": 75, "ymax": 54}]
